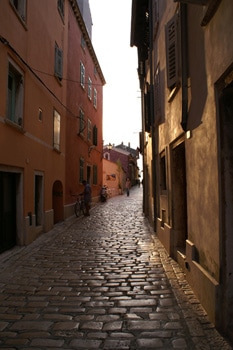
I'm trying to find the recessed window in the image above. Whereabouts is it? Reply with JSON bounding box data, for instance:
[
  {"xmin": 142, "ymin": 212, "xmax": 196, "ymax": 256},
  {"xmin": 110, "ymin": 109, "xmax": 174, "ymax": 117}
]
[
  {"xmin": 55, "ymin": 44, "xmax": 63, "ymax": 80},
  {"xmin": 93, "ymin": 125, "xmax": 98, "ymax": 146},
  {"xmin": 160, "ymin": 153, "xmax": 167, "ymax": 191},
  {"xmin": 11, "ymin": 0, "xmax": 27, "ymax": 22},
  {"xmin": 79, "ymin": 158, "xmax": 84, "ymax": 183},
  {"xmin": 81, "ymin": 35, "xmax": 86, "ymax": 50},
  {"xmin": 87, "ymin": 118, "xmax": 92, "ymax": 141},
  {"xmin": 38, "ymin": 108, "xmax": 43, "ymax": 121},
  {"xmin": 53, "ymin": 109, "xmax": 61, "ymax": 151},
  {"xmin": 79, "ymin": 109, "xmax": 85, "ymax": 135},
  {"xmin": 80, "ymin": 62, "xmax": 85, "ymax": 88},
  {"xmin": 93, "ymin": 165, "xmax": 97, "ymax": 185},
  {"xmin": 88, "ymin": 77, "xmax": 92, "ymax": 100},
  {"xmin": 7, "ymin": 60, "xmax": 24, "ymax": 127},
  {"xmin": 93, "ymin": 88, "xmax": 97, "ymax": 108},
  {"xmin": 57, "ymin": 0, "xmax": 64, "ymax": 18}
]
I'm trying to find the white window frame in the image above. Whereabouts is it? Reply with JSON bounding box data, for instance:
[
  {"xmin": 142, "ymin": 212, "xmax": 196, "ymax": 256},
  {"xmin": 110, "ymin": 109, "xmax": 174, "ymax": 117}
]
[
  {"xmin": 93, "ymin": 88, "xmax": 97, "ymax": 108},
  {"xmin": 88, "ymin": 77, "xmax": 92, "ymax": 100},
  {"xmin": 87, "ymin": 118, "xmax": 92, "ymax": 141},
  {"xmin": 79, "ymin": 109, "xmax": 85, "ymax": 135},
  {"xmin": 80, "ymin": 62, "xmax": 85, "ymax": 88}
]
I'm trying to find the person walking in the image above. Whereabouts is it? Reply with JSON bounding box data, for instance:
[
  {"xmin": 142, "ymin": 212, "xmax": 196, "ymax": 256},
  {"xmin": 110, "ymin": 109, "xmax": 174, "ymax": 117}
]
[
  {"xmin": 82, "ymin": 180, "xmax": 92, "ymax": 216},
  {"xmin": 125, "ymin": 177, "xmax": 131, "ymax": 197}
]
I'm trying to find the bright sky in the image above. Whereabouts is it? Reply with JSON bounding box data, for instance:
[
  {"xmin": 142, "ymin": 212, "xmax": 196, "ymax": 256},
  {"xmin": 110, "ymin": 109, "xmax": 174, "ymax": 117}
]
[{"xmin": 89, "ymin": 0, "xmax": 142, "ymax": 150}]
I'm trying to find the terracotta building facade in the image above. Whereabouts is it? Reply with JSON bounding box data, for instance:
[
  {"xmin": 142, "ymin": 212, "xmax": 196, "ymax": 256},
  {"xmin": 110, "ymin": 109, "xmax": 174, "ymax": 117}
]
[
  {"xmin": 131, "ymin": 0, "xmax": 233, "ymax": 341},
  {"xmin": 0, "ymin": 0, "xmax": 104, "ymax": 251}
]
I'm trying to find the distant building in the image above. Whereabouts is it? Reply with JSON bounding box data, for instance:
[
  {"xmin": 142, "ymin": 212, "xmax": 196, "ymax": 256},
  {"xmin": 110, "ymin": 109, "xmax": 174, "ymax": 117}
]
[{"xmin": 103, "ymin": 143, "xmax": 139, "ymax": 190}]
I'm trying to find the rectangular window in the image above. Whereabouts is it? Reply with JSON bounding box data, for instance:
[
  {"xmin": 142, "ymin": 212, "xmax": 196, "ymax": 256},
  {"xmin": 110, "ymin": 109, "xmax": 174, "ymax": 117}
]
[
  {"xmin": 81, "ymin": 35, "xmax": 86, "ymax": 50},
  {"xmin": 93, "ymin": 165, "xmax": 97, "ymax": 185},
  {"xmin": 80, "ymin": 62, "xmax": 85, "ymax": 88},
  {"xmin": 79, "ymin": 158, "xmax": 84, "ymax": 183},
  {"xmin": 88, "ymin": 77, "xmax": 92, "ymax": 100},
  {"xmin": 93, "ymin": 88, "xmax": 97, "ymax": 108},
  {"xmin": 160, "ymin": 152, "xmax": 167, "ymax": 191},
  {"xmin": 57, "ymin": 0, "xmax": 64, "ymax": 18},
  {"xmin": 87, "ymin": 118, "xmax": 92, "ymax": 141},
  {"xmin": 55, "ymin": 44, "xmax": 63, "ymax": 80},
  {"xmin": 38, "ymin": 108, "xmax": 43, "ymax": 121},
  {"xmin": 154, "ymin": 65, "xmax": 161, "ymax": 121},
  {"xmin": 93, "ymin": 125, "xmax": 98, "ymax": 146},
  {"xmin": 11, "ymin": 0, "xmax": 26, "ymax": 21},
  {"xmin": 53, "ymin": 109, "xmax": 61, "ymax": 151},
  {"xmin": 7, "ymin": 61, "xmax": 24, "ymax": 126},
  {"xmin": 79, "ymin": 109, "xmax": 85, "ymax": 135}
]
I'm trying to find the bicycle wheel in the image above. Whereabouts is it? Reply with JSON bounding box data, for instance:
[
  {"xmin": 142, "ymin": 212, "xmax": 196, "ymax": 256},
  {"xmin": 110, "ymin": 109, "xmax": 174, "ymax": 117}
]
[{"xmin": 74, "ymin": 201, "xmax": 81, "ymax": 217}]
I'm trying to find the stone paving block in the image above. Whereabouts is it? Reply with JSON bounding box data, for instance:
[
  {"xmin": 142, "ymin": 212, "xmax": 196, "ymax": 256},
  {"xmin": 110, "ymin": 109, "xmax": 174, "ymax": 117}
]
[
  {"xmin": 70, "ymin": 339, "xmax": 102, "ymax": 348},
  {"xmin": 136, "ymin": 338, "xmax": 164, "ymax": 348},
  {"xmin": 102, "ymin": 321, "xmax": 123, "ymax": 331},
  {"xmin": 172, "ymin": 338, "xmax": 188, "ymax": 348},
  {"xmin": 79, "ymin": 321, "xmax": 103, "ymax": 330},
  {"xmin": 30, "ymin": 338, "xmax": 64, "ymax": 347},
  {"xmin": 0, "ymin": 322, "xmax": 9, "ymax": 331},
  {"xmin": 127, "ymin": 320, "xmax": 161, "ymax": 330},
  {"xmin": 53, "ymin": 321, "xmax": 79, "ymax": 330},
  {"xmin": 103, "ymin": 339, "xmax": 131, "ymax": 349},
  {"xmin": 118, "ymin": 299, "xmax": 156, "ymax": 307},
  {"xmin": 9, "ymin": 321, "xmax": 52, "ymax": 331}
]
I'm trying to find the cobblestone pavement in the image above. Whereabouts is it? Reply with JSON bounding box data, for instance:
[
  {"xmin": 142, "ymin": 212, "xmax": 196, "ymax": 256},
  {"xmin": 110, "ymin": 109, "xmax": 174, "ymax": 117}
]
[{"xmin": 0, "ymin": 187, "xmax": 232, "ymax": 349}]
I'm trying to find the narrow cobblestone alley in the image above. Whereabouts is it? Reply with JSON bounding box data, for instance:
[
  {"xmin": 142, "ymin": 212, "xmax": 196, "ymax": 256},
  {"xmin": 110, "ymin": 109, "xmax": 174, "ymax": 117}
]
[{"xmin": 0, "ymin": 187, "xmax": 232, "ymax": 349}]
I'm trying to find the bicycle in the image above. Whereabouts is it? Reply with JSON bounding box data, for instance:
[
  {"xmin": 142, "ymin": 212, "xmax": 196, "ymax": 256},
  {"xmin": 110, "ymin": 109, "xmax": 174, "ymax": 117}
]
[{"xmin": 73, "ymin": 194, "xmax": 85, "ymax": 217}]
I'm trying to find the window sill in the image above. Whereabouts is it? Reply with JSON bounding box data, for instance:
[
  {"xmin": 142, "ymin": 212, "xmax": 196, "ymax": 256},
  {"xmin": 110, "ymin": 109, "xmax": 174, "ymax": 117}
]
[{"xmin": 5, "ymin": 118, "xmax": 25, "ymax": 133}]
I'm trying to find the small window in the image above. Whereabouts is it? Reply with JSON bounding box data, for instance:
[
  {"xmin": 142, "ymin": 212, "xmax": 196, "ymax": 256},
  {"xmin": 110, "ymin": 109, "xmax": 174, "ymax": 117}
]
[
  {"xmin": 11, "ymin": 0, "xmax": 26, "ymax": 22},
  {"xmin": 38, "ymin": 108, "xmax": 43, "ymax": 121},
  {"xmin": 79, "ymin": 109, "xmax": 85, "ymax": 135},
  {"xmin": 53, "ymin": 109, "xmax": 61, "ymax": 151},
  {"xmin": 79, "ymin": 158, "xmax": 84, "ymax": 183},
  {"xmin": 88, "ymin": 77, "xmax": 92, "ymax": 100},
  {"xmin": 7, "ymin": 61, "xmax": 24, "ymax": 126},
  {"xmin": 93, "ymin": 88, "xmax": 97, "ymax": 108},
  {"xmin": 55, "ymin": 44, "xmax": 63, "ymax": 80},
  {"xmin": 80, "ymin": 62, "xmax": 85, "ymax": 88},
  {"xmin": 87, "ymin": 119, "xmax": 92, "ymax": 141},
  {"xmin": 93, "ymin": 165, "xmax": 97, "ymax": 185},
  {"xmin": 57, "ymin": 0, "xmax": 64, "ymax": 18}
]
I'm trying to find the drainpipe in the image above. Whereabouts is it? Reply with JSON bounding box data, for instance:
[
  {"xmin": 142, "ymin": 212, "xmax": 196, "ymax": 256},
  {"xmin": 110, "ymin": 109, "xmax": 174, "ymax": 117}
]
[
  {"xmin": 149, "ymin": 0, "xmax": 157, "ymax": 231},
  {"xmin": 180, "ymin": 3, "xmax": 188, "ymax": 132}
]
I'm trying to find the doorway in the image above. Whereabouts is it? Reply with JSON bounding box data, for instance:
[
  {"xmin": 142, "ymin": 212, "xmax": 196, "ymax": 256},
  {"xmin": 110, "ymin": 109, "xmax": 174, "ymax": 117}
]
[
  {"xmin": 52, "ymin": 180, "xmax": 64, "ymax": 224},
  {"xmin": 87, "ymin": 165, "xmax": 91, "ymax": 184},
  {"xmin": 171, "ymin": 141, "xmax": 187, "ymax": 254},
  {"xmin": 0, "ymin": 172, "xmax": 17, "ymax": 253}
]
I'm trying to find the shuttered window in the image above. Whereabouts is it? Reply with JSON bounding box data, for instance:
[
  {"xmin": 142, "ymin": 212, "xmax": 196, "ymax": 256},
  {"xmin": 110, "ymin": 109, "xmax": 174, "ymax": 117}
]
[
  {"xmin": 55, "ymin": 44, "xmax": 63, "ymax": 80},
  {"xmin": 165, "ymin": 14, "xmax": 179, "ymax": 89}
]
